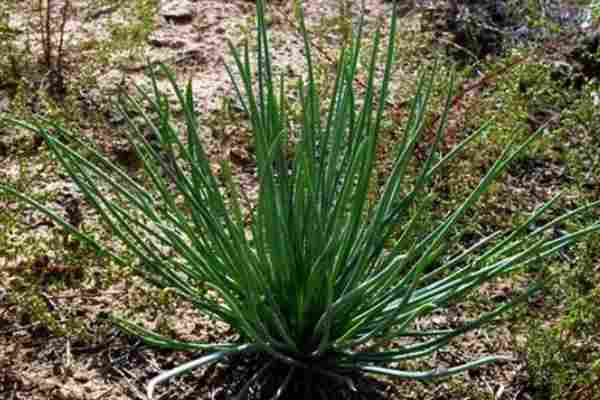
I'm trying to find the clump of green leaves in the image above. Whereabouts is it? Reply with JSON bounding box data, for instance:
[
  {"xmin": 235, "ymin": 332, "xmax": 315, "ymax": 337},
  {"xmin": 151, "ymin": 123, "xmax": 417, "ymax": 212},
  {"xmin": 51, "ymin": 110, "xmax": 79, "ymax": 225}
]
[
  {"xmin": 526, "ymin": 234, "xmax": 600, "ymax": 399},
  {"xmin": 16, "ymin": 292, "xmax": 67, "ymax": 337},
  {"xmin": 527, "ymin": 314, "xmax": 600, "ymax": 399},
  {"xmin": 2, "ymin": 1, "xmax": 600, "ymax": 398},
  {"xmin": 103, "ymin": 0, "xmax": 158, "ymax": 63}
]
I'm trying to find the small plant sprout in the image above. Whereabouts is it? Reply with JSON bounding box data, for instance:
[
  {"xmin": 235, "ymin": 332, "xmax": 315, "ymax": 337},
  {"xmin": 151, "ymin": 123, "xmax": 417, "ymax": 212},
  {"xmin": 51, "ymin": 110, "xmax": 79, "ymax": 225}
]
[{"xmin": 2, "ymin": 0, "xmax": 600, "ymax": 398}]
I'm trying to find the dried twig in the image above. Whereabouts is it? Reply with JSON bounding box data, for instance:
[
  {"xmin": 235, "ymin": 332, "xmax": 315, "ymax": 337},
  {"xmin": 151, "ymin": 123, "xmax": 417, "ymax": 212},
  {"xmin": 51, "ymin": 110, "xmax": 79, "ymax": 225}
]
[{"xmin": 55, "ymin": 0, "xmax": 71, "ymax": 77}]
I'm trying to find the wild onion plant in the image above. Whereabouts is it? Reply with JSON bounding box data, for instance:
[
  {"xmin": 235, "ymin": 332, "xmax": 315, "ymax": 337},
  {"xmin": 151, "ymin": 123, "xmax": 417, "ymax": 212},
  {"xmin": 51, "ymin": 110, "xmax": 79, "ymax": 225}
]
[{"xmin": 2, "ymin": 0, "xmax": 600, "ymax": 398}]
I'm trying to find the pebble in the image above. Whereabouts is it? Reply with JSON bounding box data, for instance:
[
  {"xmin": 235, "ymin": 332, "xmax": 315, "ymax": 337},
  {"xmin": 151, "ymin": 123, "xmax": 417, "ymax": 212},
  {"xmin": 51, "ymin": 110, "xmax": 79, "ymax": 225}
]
[{"xmin": 160, "ymin": 0, "xmax": 196, "ymax": 24}]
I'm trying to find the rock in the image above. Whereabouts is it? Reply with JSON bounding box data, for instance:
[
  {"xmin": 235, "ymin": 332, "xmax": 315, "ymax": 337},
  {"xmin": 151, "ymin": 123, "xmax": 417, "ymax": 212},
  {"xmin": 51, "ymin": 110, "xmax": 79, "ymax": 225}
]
[
  {"xmin": 53, "ymin": 384, "xmax": 86, "ymax": 400},
  {"xmin": 512, "ymin": 25, "xmax": 531, "ymax": 41},
  {"xmin": 550, "ymin": 61, "xmax": 573, "ymax": 83},
  {"xmin": 0, "ymin": 94, "xmax": 9, "ymax": 112},
  {"xmin": 160, "ymin": 0, "xmax": 196, "ymax": 24},
  {"xmin": 39, "ymin": 378, "xmax": 62, "ymax": 392},
  {"xmin": 592, "ymin": 91, "xmax": 600, "ymax": 107},
  {"xmin": 97, "ymin": 69, "xmax": 124, "ymax": 93},
  {"xmin": 148, "ymin": 31, "xmax": 187, "ymax": 49},
  {"xmin": 72, "ymin": 371, "xmax": 90, "ymax": 384}
]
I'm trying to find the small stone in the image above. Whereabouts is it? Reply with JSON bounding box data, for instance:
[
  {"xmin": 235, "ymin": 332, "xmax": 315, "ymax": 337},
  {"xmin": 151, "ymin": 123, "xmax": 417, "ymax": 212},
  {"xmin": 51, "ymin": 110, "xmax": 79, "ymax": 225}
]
[
  {"xmin": 86, "ymin": 88, "xmax": 101, "ymax": 103},
  {"xmin": 0, "ymin": 93, "xmax": 9, "ymax": 113},
  {"xmin": 512, "ymin": 25, "xmax": 530, "ymax": 41},
  {"xmin": 39, "ymin": 378, "xmax": 62, "ymax": 392},
  {"xmin": 98, "ymin": 69, "xmax": 124, "ymax": 92},
  {"xmin": 53, "ymin": 385, "xmax": 85, "ymax": 400},
  {"xmin": 549, "ymin": 61, "xmax": 573, "ymax": 83},
  {"xmin": 160, "ymin": 0, "xmax": 196, "ymax": 24},
  {"xmin": 148, "ymin": 31, "xmax": 187, "ymax": 49},
  {"xmin": 73, "ymin": 371, "xmax": 90, "ymax": 383},
  {"xmin": 592, "ymin": 91, "xmax": 600, "ymax": 107}
]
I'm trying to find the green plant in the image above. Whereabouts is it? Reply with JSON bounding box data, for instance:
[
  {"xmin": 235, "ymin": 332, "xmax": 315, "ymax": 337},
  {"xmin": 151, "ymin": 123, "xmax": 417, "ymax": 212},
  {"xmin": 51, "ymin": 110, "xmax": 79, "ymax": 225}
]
[
  {"xmin": 2, "ymin": 0, "xmax": 600, "ymax": 398},
  {"xmin": 525, "ymin": 233, "xmax": 600, "ymax": 399},
  {"xmin": 104, "ymin": 0, "xmax": 158, "ymax": 63},
  {"xmin": 527, "ymin": 316, "xmax": 600, "ymax": 399},
  {"xmin": 593, "ymin": 0, "xmax": 600, "ymax": 20}
]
